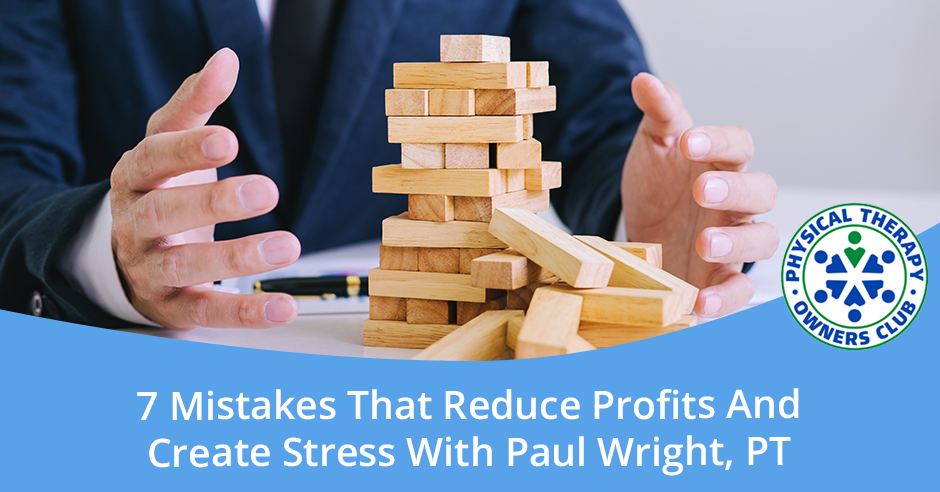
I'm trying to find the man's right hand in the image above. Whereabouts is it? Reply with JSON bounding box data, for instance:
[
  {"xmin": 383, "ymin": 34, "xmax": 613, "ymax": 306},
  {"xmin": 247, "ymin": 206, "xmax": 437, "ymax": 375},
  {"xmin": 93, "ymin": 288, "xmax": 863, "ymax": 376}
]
[{"xmin": 109, "ymin": 48, "xmax": 301, "ymax": 330}]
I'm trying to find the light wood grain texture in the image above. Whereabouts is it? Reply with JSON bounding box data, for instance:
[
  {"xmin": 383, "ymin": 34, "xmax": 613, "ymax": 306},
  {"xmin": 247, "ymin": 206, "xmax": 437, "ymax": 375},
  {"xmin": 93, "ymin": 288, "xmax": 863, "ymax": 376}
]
[
  {"xmin": 408, "ymin": 194, "xmax": 454, "ymax": 222},
  {"xmin": 369, "ymin": 296, "xmax": 407, "ymax": 321},
  {"xmin": 504, "ymin": 169, "xmax": 525, "ymax": 192},
  {"xmin": 379, "ymin": 245, "xmax": 418, "ymax": 271},
  {"xmin": 459, "ymin": 248, "xmax": 504, "ymax": 274},
  {"xmin": 412, "ymin": 310, "xmax": 524, "ymax": 361},
  {"xmin": 565, "ymin": 335, "xmax": 596, "ymax": 354},
  {"xmin": 440, "ymin": 35, "xmax": 510, "ymax": 63},
  {"xmin": 541, "ymin": 284, "xmax": 683, "ymax": 327},
  {"xmin": 429, "ymin": 89, "xmax": 475, "ymax": 116},
  {"xmin": 475, "ymin": 87, "xmax": 556, "ymax": 116},
  {"xmin": 611, "ymin": 241, "xmax": 663, "ymax": 269},
  {"xmin": 506, "ymin": 277, "xmax": 558, "ymax": 309},
  {"xmin": 454, "ymin": 190, "xmax": 549, "ymax": 222},
  {"xmin": 406, "ymin": 298, "xmax": 456, "ymax": 325},
  {"xmin": 516, "ymin": 288, "xmax": 583, "ymax": 358},
  {"xmin": 383, "ymin": 213, "xmax": 507, "ymax": 248},
  {"xmin": 385, "ymin": 89, "xmax": 429, "ymax": 116},
  {"xmin": 470, "ymin": 249, "xmax": 552, "ymax": 290},
  {"xmin": 418, "ymin": 247, "xmax": 460, "ymax": 273},
  {"xmin": 527, "ymin": 61, "xmax": 549, "ymax": 87},
  {"xmin": 506, "ymin": 314, "xmax": 593, "ymax": 354},
  {"xmin": 401, "ymin": 143, "xmax": 445, "ymax": 169},
  {"xmin": 575, "ymin": 235, "xmax": 697, "ymax": 314},
  {"xmin": 445, "ymin": 143, "xmax": 489, "ymax": 169},
  {"xmin": 456, "ymin": 297, "xmax": 507, "ymax": 325},
  {"xmin": 522, "ymin": 114, "xmax": 533, "ymax": 139},
  {"xmin": 488, "ymin": 208, "xmax": 613, "ymax": 288},
  {"xmin": 578, "ymin": 315, "xmax": 698, "ymax": 348},
  {"xmin": 388, "ymin": 116, "xmax": 523, "ymax": 143},
  {"xmin": 363, "ymin": 319, "xmax": 458, "ymax": 349},
  {"xmin": 394, "ymin": 62, "xmax": 526, "ymax": 89},
  {"xmin": 525, "ymin": 161, "xmax": 561, "ymax": 190},
  {"xmin": 368, "ymin": 268, "xmax": 501, "ymax": 303},
  {"xmin": 373, "ymin": 164, "xmax": 506, "ymax": 197},
  {"xmin": 495, "ymin": 139, "xmax": 542, "ymax": 169}
]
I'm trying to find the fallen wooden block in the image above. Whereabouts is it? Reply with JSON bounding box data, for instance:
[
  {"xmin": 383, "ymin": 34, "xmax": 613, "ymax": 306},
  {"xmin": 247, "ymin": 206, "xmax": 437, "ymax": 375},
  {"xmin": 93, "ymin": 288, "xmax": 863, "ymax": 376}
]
[
  {"xmin": 429, "ymin": 89, "xmax": 475, "ymax": 116},
  {"xmin": 379, "ymin": 244, "xmax": 418, "ymax": 271},
  {"xmin": 504, "ymin": 169, "xmax": 525, "ymax": 192},
  {"xmin": 516, "ymin": 288, "xmax": 583, "ymax": 358},
  {"xmin": 445, "ymin": 143, "xmax": 489, "ymax": 169},
  {"xmin": 470, "ymin": 249, "xmax": 552, "ymax": 290},
  {"xmin": 506, "ymin": 313, "xmax": 593, "ymax": 354},
  {"xmin": 394, "ymin": 62, "xmax": 527, "ymax": 89},
  {"xmin": 408, "ymin": 194, "xmax": 454, "ymax": 222},
  {"xmin": 488, "ymin": 208, "xmax": 613, "ymax": 288},
  {"xmin": 540, "ymin": 284, "xmax": 683, "ymax": 327},
  {"xmin": 401, "ymin": 143, "xmax": 445, "ymax": 169},
  {"xmin": 575, "ymin": 235, "xmax": 697, "ymax": 314},
  {"xmin": 385, "ymin": 89, "xmax": 429, "ymax": 116},
  {"xmin": 611, "ymin": 241, "xmax": 663, "ymax": 269},
  {"xmin": 368, "ymin": 295, "xmax": 406, "ymax": 321},
  {"xmin": 506, "ymin": 276, "xmax": 558, "ymax": 310},
  {"xmin": 578, "ymin": 315, "xmax": 698, "ymax": 348},
  {"xmin": 440, "ymin": 34, "xmax": 510, "ymax": 63},
  {"xmin": 458, "ymin": 248, "xmax": 504, "ymax": 274},
  {"xmin": 456, "ymin": 297, "xmax": 507, "ymax": 325},
  {"xmin": 363, "ymin": 319, "xmax": 458, "ymax": 349},
  {"xmin": 373, "ymin": 164, "xmax": 505, "ymax": 197},
  {"xmin": 454, "ymin": 190, "xmax": 549, "ymax": 223},
  {"xmin": 494, "ymin": 139, "xmax": 542, "ymax": 169},
  {"xmin": 368, "ymin": 268, "xmax": 501, "ymax": 303},
  {"xmin": 383, "ymin": 213, "xmax": 507, "ymax": 249},
  {"xmin": 406, "ymin": 298, "xmax": 455, "ymax": 324},
  {"xmin": 527, "ymin": 61, "xmax": 549, "ymax": 87},
  {"xmin": 417, "ymin": 247, "xmax": 460, "ymax": 273},
  {"xmin": 388, "ymin": 116, "xmax": 523, "ymax": 143},
  {"xmin": 525, "ymin": 161, "xmax": 561, "ymax": 190},
  {"xmin": 412, "ymin": 310, "xmax": 524, "ymax": 361},
  {"xmin": 475, "ymin": 87, "xmax": 556, "ymax": 116}
]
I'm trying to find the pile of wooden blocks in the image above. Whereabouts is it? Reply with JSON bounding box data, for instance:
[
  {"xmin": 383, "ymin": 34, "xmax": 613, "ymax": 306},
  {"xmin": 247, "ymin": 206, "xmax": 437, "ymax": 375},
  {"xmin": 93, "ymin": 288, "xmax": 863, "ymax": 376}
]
[{"xmin": 364, "ymin": 35, "xmax": 698, "ymax": 360}]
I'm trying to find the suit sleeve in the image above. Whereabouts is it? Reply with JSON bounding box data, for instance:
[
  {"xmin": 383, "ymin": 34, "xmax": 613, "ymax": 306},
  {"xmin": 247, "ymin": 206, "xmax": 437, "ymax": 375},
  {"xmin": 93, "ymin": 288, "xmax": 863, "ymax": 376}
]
[{"xmin": 510, "ymin": 0, "xmax": 650, "ymax": 238}]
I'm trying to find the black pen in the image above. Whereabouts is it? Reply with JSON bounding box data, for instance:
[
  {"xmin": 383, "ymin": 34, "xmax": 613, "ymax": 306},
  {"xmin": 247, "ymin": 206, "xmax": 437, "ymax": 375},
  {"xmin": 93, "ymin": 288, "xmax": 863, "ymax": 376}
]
[{"xmin": 254, "ymin": 275, "xmax": 369, "ymax": 299}]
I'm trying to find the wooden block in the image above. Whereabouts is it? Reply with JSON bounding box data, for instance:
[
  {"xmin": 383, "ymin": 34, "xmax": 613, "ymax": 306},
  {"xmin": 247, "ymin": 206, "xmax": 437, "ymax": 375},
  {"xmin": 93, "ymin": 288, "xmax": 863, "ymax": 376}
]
[
  {"xmin": 383, "ymin": 213, "xmax": 507, "ymax": 249},
  {"xmin": 459, "ymin": 248, "xmax": 503, "ymax": 274},
  {"xmin": 440, "ymin": 35, "xmax": 510, "ymax": 63},
  {"xmin": 488, "ymin": 208, "xmax": 613, "ymax": 288},
  {"xmin": 418, "ymin": 247, "xmax": 460, "ymax": 273},
  {"xmin": 363, "ymin": 319, "xmax": 458, "ymax": 349},
  {"xmin": 445, "ymin": 143, "xmax": 489, "ymax": 169},
  {"xmin": 369, "ymin": 296, "xmax": 406, "ymax": 321},
  {"xmin": 475, "ymin": 87, "xmax": 557, "ymax": 116},
  {"xmin": 379, "ymin": 245, "xmax": 418, "ymax": 271},
  {"xmin": 611, "ymin": 241, "xmax": 663, "ymax": 269},
  {"xmin": 470, "ymin": 249, "xmax": 552, "ymax": 290},
  {"xmin": 456, "ymin": 297, "xmax": 507, "ymax": 325},
  {"xmin": 394, "ymin": 62, "xmax": 526, "ymax": 89},
  {"xmin": 565, "ymin": 335, "xmax": 596, "ymax": 354},
  {"xmin": 542, "ymin": 284, "xmax": 683, "ymax": 327},
  {"xmin": 454, "ymin": 190, "xmax": 549, "ymax": 223},
  {"xmin": 412, "ymin": 310, "xmax": 524, "ymax": 361},
  {"xmin": 401, "ymin": 143, "xmax": 445, "ymax": 169},
  {"xmin": 578, "ymin": 315, "xmax": 698, "ymax": 348},
  {"xmin": 406, "ymin": 298, "xmax": 455, "ymax": 325},
  {"xmin": 429, "ymin": 89, "xmax": 475, "ymax": 116},
  {"xmin": 504, "ymin": 169, "xmax": 525, "ymax": 192},
  {"xmin": 373, "ymin": 164, "xmax": 506, "ymax": 197},
  {"xmin": 522, "ymin": 114, "xmax": 534, "ymax": 139},
  {"xmin": 385, "ymin": 89, "xmax": 429, "ymax": 116},
  {"xmin": 516, "ymin": 288, "xmax": 583, "ymax": 358},
  {"xmin": 408, "ymin": 195, "xmax": 454, "ymax": 222},
  {"xmin": 575, "ymin": 235, "xmax": 697, "ymax": 314},
  {"xmin": 506, "ymin": 314, "xmax": 593, "ymax": 354},
  {"xmin": 368, "ymin": 268, "xmax": 501, "ymax": 303},
  {"xmin": 495, "ymin": 139, "xmax": 541, "ymax": 169},
  {"xmin": 388, "ymin": 116, "xmax": 523, "ymax": 144},
  {"xmin": 507, "ymin": 277, "xmax": 558, "ymax": 310},
  {"xmin": 525, "ymin": 161, "xmax": 561, "ymax": 190},
  {"xmin": 527, "ymin": 61, "xmax": 549, "ymax": 87}
]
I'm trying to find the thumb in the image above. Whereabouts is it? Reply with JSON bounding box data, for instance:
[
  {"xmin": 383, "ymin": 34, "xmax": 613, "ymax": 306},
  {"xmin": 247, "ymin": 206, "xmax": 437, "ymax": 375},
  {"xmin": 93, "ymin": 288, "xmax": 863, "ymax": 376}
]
[
  {"xmin": 631, "ymin": 72, "xmax": 692, "ymax": 140},
  {"xmin": 146, "ymin": 48, "xmax": 240, "ymax": 136}
]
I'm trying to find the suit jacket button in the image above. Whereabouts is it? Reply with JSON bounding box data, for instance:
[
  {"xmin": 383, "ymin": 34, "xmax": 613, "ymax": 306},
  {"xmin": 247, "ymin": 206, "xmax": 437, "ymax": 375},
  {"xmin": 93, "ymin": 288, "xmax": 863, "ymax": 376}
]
[{"xmin": 29, "ymin": 291, "xmax": 43, "ymax": 316}]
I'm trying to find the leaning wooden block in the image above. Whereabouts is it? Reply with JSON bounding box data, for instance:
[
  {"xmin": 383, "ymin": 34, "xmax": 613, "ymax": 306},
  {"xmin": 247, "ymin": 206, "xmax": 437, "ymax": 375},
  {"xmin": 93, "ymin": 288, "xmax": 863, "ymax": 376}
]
[
  {"xmin": 578, "ymin": 315, "xmax": 697, "ymax": 348},
  {"xmin": 417, "ymin": 247, "xmax": 460, "ymax": 273},
  {"xmin": 527, "ymin": 61, "xmax": 549, "ymax": 87},
  {"xmin": 385, "ymin": 89, "xmax": 429, "ymax": 116},
  {"xmin": 440, "ymin": 34, "xmax": 510, "ymax": 63},
  {"xmin": 525, "ymin": 161, "xmax": 561, "ymax": 190},
  {"xmin": 459, "ymin": 248, "xmax": 504, "ymax": 274},
  {"xmin": 383, "ymin": 213, "xmax": 507, "ymax": 249},
  {"xmin": 504, "ymin": 169, "xmax": 525, "ymax": 192},
  {"xmin": 495, "ymin": 139, "xmax": 542, "ymax": 169},
  {"xmin": 413, "ymin": 310, "xmax": 524, "ymax": 361},
  {"xmin": 454, "ymin": 190, "xmax": 549, "ymax": 222},
  {"xmin": 516, "ymin": 288, "xmax": 583, "ymax": 358},
  {"xmin": 394, "ymin": 62, "xmax": 526, "ymax": 89},
  {"xmin": 379, "ymin": 244, "xmax": 418, "ymax": 271},
  {"xmin": 369, "ymin": 296, "xmax": 406, "ymax": 321},
  {"xmin": 388, "ymin": 116, "xmax": 523, "ymax": 143},
  {"xmin": 456, "ymin": 297, "xmax": 507, "ymax": 325},
  {"xmin": 401, "ymin": 143, "xmax": 445, "ymax": 169},
  {"xmin": 575, "ymin": 235, "xmax": 697, "ymax": 314},
  {"xmin": 488, "ymin": 208, "xmax": 613, "ymax": 288},
  {"xmin": 363, "ymin": 319, "xmax": 458, "ymax": 349},
  {"xmin": 507, "ymin": 276, "xmax": 558, "ymax": 309},
  {"xmin": 506, "ymin": 313, "xmax": 594, "ymax": 354},
  {"xmin": 541, "ymin": 284, "xmax": 683, "ymax": 327},
  {"xmin": 408, "ymin": 195, "xmax": 454, "ymax": 222},
  {"xmin": 470, "ymin": 249, "xmax": 552, "ymax": 290},
  {"xmin": 373, "ymin": 164, "xmax": 505, "ymax": 197},
  {"xmin": 429, "ymin": 89, "xmax": 475, "ymax": 116},
  {"xmin": 611, "ymin": 241, "xmax": 663, "ymax": 269},
  {"xmin": 475, "ymin": 87, "xmax": 556, "ymax": 116},
  {"xmin": 445, "ymin": 143, "xmax": 489, "ymax": 169},
  {"xmin": 368, "ymin": 268, "xmax": 501, "ymax": 303},
  {"xmin": 407, "ymin": 298, "xmax": 455, "ymax": 325}
]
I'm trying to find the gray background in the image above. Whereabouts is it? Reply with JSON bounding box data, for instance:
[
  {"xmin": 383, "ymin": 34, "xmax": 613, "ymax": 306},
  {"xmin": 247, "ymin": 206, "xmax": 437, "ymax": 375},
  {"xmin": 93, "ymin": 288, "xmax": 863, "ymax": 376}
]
[{"xmin": 619, "ymin": 0, "xmax": 939, "ymax": 191}]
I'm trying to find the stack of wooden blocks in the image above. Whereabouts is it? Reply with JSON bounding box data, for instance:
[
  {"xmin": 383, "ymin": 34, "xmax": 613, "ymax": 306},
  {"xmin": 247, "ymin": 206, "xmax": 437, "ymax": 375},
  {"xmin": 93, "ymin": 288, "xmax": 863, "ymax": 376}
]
[{"xmin": 364, "ymin": 35, "xmax": 699, "ymax": 360}]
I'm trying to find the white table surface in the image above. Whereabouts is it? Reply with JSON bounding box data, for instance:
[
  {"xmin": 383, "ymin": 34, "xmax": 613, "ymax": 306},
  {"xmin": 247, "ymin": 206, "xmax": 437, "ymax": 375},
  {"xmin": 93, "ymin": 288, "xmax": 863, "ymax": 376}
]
[{"xmin": 121, "ymin": 186, "xmax": 940, "ymax": 359}]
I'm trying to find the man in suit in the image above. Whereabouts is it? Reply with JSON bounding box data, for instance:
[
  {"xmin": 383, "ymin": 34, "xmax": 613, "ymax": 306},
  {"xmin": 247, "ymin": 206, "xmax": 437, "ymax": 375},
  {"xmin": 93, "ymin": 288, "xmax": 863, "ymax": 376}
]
[{"xmin": 0, "ymin": 0, "xmax": 778, "ymax": 330}]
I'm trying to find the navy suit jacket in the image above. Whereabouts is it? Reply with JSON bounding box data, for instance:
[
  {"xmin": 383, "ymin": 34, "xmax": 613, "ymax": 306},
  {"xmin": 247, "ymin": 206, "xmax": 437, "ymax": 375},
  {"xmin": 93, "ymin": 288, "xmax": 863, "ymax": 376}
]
[{"xmin": 0, "ymin": 0, "xmax": 649, "ymax": 327}]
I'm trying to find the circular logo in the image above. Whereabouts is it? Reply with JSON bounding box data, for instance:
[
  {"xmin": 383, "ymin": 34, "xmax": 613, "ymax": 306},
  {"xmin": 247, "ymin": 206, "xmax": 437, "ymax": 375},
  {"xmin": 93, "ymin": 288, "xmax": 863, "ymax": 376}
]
[{"xmin": 782, "ymin": 204, "xmax": 928, "ymax": 349}]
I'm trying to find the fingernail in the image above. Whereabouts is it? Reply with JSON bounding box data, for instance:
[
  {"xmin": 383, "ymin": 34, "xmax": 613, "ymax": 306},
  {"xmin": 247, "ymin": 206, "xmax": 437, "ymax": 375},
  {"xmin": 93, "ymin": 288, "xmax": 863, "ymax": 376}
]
[
  {"xmin": 701, "ymin": 295, "xmax": 722, "ymax": 317},
  {"xmin": 201, "ymin": 132, "xmax": 233, "ymax": 161},
  {"xmin": 203, "ymin": 49, "xmax": 222, "ymax": 69},
  {"xmin": 259, "ymin": 235, "xmax": 296, "ymax": 266},
  {"xmin": 687, "ymin": 131, "xmax": 711, "ymax": 158},
  {"xmin": 237, "ymin": 179, "xmax": 275, "ymax": 211},
  {"xmin": 709, "ymin": 231, "xmax": 733, "ymax": 259},
  {"xmin": 264, "ymin": 297, "xmax": 296, "ymax": 323},
  {"xmin": 703, "ymin": 177, "xmax": 729, "ymax": 205}
]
